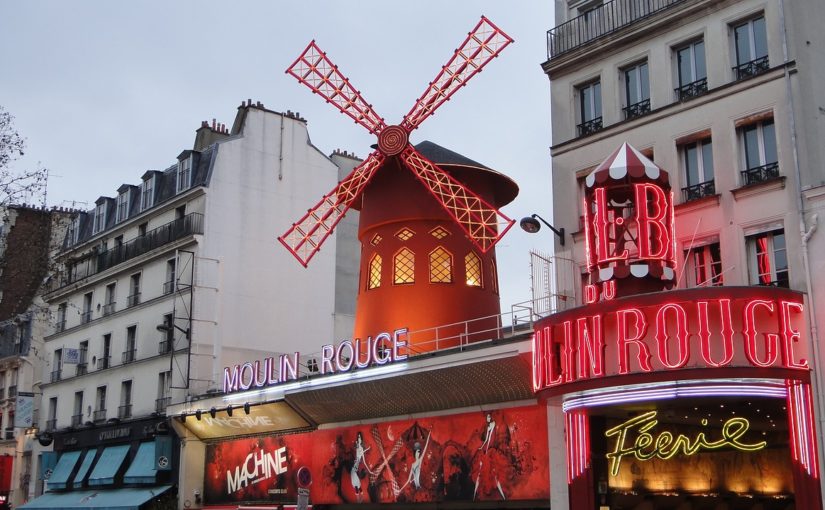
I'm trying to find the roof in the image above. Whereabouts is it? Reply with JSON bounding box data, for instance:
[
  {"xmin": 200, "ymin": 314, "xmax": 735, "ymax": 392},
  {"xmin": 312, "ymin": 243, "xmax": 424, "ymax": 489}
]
[{"xmin": 585, "ymin": 142, "xmax": 668, "ymax": 188}]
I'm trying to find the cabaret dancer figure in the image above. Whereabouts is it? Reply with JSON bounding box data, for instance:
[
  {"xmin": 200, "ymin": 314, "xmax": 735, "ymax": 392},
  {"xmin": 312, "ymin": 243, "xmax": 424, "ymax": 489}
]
[
  {"xmin": 396, "ymin": 431, "xmax": 432, "ymax": 495},
  {"xmin": 473, "ymin": 413, "xmax": 506, "ymax": 500},
  {"xmin": 351, "ymin": 432, "xmax": 372, "ymax": 502}
]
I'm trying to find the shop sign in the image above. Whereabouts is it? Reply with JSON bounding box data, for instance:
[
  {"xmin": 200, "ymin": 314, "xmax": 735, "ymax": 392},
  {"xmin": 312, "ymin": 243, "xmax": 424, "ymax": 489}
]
[
  {"xmin": 532, "ymin": 288, "xmax": 808, "ymax": 392},
  {"xmin": 223, "ymin": 328, "xmax": 408, "ymax": 394}
]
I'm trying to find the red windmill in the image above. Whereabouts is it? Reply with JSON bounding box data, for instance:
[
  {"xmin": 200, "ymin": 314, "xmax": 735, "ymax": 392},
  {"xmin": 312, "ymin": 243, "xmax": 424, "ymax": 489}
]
[{"xmin": 280, "ymin": 17, "xmax": 518, "ymax": 349}]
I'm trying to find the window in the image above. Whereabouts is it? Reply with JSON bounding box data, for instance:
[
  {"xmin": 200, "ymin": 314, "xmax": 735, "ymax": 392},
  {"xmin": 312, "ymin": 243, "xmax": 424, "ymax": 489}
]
[
  {"xmin": 686, "ymin": 242, "xmax": 723, "ymax": 287},
  {"xmin": 429, "ymin": 247, "xmax": 453, "ymax": 283},
  {"xmin": 681, "ymin": 138, "xmax": 715, "ymax": 201},
  {"xmin": 119, "ymin": 380, "xmax": 132, "ymax": 419},
  {"xmin": 140, "ymin": 176, "xmax": 155, "ymax": 211},
  {"xmin": 156, "ymin": 371, "xmax": 172, "ymax": 413},
  {"xmin": 393, "ymin": 248, "xmax": 415, "ymax": 285},
  {"xmin": 9, "ymin": 368, "xmax": 17, "ymax": 398},
  {"xmin": 430, "ymin": 227, "xmax": 449, "ymax": 239},
  {"xmin": 103, "ymin": 282, "xmax": 116, "ymax": 316},
  {"xmin": 77, "ymin": 340, "xmax": 88, "ymax": 376},
  {"xmin": 159, "ymin": 313, "xmax": 174, "ymax": 354},
  {"xmin": 0, "ymin": 373, "xmax": 5, "ymax": 400},
  {"xmin": 82, "ymin": 292, "xmax": 93, "ymax": 324},
  {"xmin": 370, "ymin": 234, "xmax": 382, "ymax": 246},
  {"xmin": 733, "ymin": 15, "xmax": 768, "ymax": 79},
  {"xmin": 623, "ymin": 61, "xmax": 650, "ymax": 119},
  {"xmin": 72, "ymin": 391, "xmax": 83, "ymax": 427},
  {"xmin": 51, "ymin": 349, "xmax": 62, "ymax": 383},
  {"xmin": 465, "ymin": 252, "xmax": 483, "ymax": 287},
  {"xmin": 128, "ymin": 273, "xmax": 141, "ymax": 307},
  {"xmin": 740, "ymin": 119, "xmax": 778, "ymax": 185},
  {"xmin": 47, "ymin": 398, "xmax": 57, "ymax": 431},
  {"xmin": 94, "ymin": 386, "xmax": 107, "ymax": 422},
  {"xmin": 99, "ymin": 334, "xmax": 111, "ymax": 369},
  {"xmin": 577, "ymin": 80, "xmax": 602, "ymax": 135},
  {"xmin": 67, "ymin": 216, "xmax": 80, "ymax": 245},
  {"xmin": 164, "ymin": 259, "xmax": 177, "ymax": 294},
  {"xmin": 368, "ymin": 254, "xmax": 382, "ymax": 290},
  {"xmin": 93, "ymin": 202, "xmax": 107, "ymax": 234},
  {"xmin": 675, "ymin": 40, "xmax": 707, "ymax": 100},
  {"xmin": 177, "ymin": 156, "xmax": 192, "ymax": 192},
  {"xmin": 747, "ymin": 229, "xmax": 788, "ymax": 288},
  {"xmin": 138, "ymin": 222, "xmax": 148, "ymax": 237},
  {"xmin": 116, "ymin": 191, "xmax": 129, "ymax": 223},
  {"xmin": 123, "ymin": 325, "xmax": 137, "ymax": 364},
  {"xmin": 395, "ymin": 228, "xmax": 414, "ymax": 241}
]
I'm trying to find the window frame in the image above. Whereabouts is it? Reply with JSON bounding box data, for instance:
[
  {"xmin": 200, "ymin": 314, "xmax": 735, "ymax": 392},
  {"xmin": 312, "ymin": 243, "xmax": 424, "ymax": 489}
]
[
  {"xmin": 747, "ymin": 229, "xmax": 788, "ymax": 288},
  {"xmin": 685, "ymin": 241, "xmax": 723, "ymax": 287},
  {"xmin": 739, "ymin": 118, "xmax": 778, "ymax": 185},
  {"xmin": 732, "ymin": 15, "xmax": 768, "ymax": 68},
  {"xmin": 680, "ymin": 137, "xmax": 715, "ymax": 201},
  {"xmin": 177, "ymin": 156, "xmax": 192, "ymax": 193},
  {"xmin": 576, "ymin": 79, "xmax": 603, "ymax": 135},
  {"xmin": 93, "ymin": 202, "xmax": 107, "ymax": 234},
  {"xmin": 622, "ymin": 61, "xmax": 650, "ymax": 119},
  {"xmin": 428, "ymin": 246, "xmax": 453, "ymax": 284},
  {"xmin": 140, "ymin": 175, "xmax": 155, "ymax": 211},
  {"xmin": 115, "ymin": 191, "xmax": 130, "ymax": 223}
]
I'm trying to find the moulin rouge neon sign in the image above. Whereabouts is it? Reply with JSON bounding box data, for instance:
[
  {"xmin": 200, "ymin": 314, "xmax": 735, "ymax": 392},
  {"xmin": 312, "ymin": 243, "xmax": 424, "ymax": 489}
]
[
  {"xmin": 605, "ymin": 410, "xmax": 767, "ymax": 476},
  {"xmin": 223, "ymin": 328, "xmax": 408, "ymax": 394}
]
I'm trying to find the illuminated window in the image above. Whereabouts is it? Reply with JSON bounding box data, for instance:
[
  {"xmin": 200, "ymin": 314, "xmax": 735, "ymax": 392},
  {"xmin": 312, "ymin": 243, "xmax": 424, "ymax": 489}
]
[
  {"xmin": 368, "ymin": 254, "xmax": 382, "ymax": 289},
  {"xmin": 395, "ymin": 228, "xmax": 415, "ymax": 241},
  {"xmin": 430, "ymin": 227, "xmax": 449, "ymax": 239},
  {"xmin": 747, "ymin": 229, "xmax": 788, "ymax": 288},
  {"xmin": 685, "ymin": 242, "xmax": 723, "ymax": 287},
  {"xmin": 491, "ymin": 259, "xmax": 499, "ymax": 295},
  {"xmin": 394, "ymin": 248, "xmax": 415, "ymax": 285},
  {"xmin": 370, "ymin": 234, "xmax": 382, "ymax": 246},
  {"xmin": 465, "ymin": 252, "xmax": 483, "ymax": 287},
  {"xmin": 429, "ymin": 247, "xmax": 453, "ymax": 283}
]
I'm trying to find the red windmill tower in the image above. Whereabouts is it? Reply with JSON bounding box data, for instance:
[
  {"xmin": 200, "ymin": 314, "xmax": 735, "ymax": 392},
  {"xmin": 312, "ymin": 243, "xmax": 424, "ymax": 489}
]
[{"xmin": 279, "ymin": 17, "xmax": 518, "ymax": 350}]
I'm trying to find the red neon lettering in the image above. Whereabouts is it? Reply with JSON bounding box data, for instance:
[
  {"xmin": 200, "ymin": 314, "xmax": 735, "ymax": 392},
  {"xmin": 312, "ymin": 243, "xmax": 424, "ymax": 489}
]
[
  {"xmin": 780, "ymin": 301, "xmax": 807, "ymax": 369},
  {"xmin": 602, "ymin": 280, "xmax": 616, "ymax": 301},
  {"xmin": 562, "ymin": 321, "xmax": 576, "ymax": 383},
  {"xmin": 743, "ymin": 299, "xmax": 779, "ymax": 367},
  {"xmin": 532, "ymin": 329, "xmax": 544, "ymax": 391},
  {"xmin": 584, "ymin": 284, "xmax": 598, "ymax": 304},
  {"xmin": 616, "ymin": 308, "xmax": 652, "ymax": 374},
  {"xmin": 583, "ymin": 196, "xmax": 595, "ymax": 272},
  {"xmin": 592, "ymin": 187, "xmax": 628, "ymax": 264},
  {"xmin": 654, "ymin": 303, "xmax": 689, "ymax": 369},
  {"xmin": 697, "ymin": 299, "xmax": 734, "ymax": 367},
  {"xmin": 634, "ymin": 183, "xmax": 671, "ymax": 260},
  {"xmin": 577, "ymin": 315, "xmax": 604, "ymax": 379}
]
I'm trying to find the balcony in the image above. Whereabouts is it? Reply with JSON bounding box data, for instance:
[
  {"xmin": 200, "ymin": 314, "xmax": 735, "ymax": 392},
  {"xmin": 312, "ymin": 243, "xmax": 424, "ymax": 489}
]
[
  {"xmin": 675, "ymin": 78, "xmax": 708, "ymax": 101},
  {"xmin": 623, "ymin": 99, "xmax": 650, "ymax": 120},
  {"xmin": 8, "ymin": 386, "xmax": 17, "ymax": 399},
  {"xmin": 155, "ymin": 396, "xmax": 171, "ymax": 414},
  {"xmin": 50, "ymin": 369, "xmax": 62, "ymax": 383},
  {"xmin": 741, "ymin": 162, "xmax": 780, "ymax": 186},
  {"xmin": 547, "ymin": 0, "xmax": 684, "ymax": 58},
  {"xmin": 76, "ymin": 362, "xmax": 88, "ymax": 376},
  {"xmin": 118, "ymin": 404, "xmax": 132, "ymax": 420},
  {"xmin": 577, "ymin": 117, "xmax": 603, "ymax": 137},
  {"xmin": 734, "ymin": 56, "xmax": 769, "ymax": 81},
  {"xmin": 682, "ymin": 180, "xmax": 716, "ymax": 202},
  {"xmin": 102, "ymin": 302, "xmax": 116, "ymax": 316},
  {"xmin": 80, "ymin": 311, "xmax": 92, "ymax": 324},
  {"xmin": 4, "ymin": 429, "xmax": 13, "ymax": 440},
  {"xmin": 56, "ymin": 320, "xmax": 66, "ymax": 333},
  {"xmin": 127, "ymin": 293, "xmax": 141, "ymax": 307},
  {"xmin": 97, "ymin": 357, "xmax": 110, "ymax": 370},
  {"xmin": 158, "ymin": 339, "xmax": 172, "ymax": 355},
  {"xmin": 163, "ymin": 280, "xmax": 175, "ymax": 295},
  {"xmin": 71, "ymin": 414, "xmax": 83, "ymax": 427},
  {"xmin": 49, "ymin": 213, "xmax": 204, "ymax": 293},
  {"xmin": 0, "ymin": 388, "xmax": 5, "ymax": 400},
  {"xmin": 45, "ymin": 419, "xmax": 56, "ymax": 432},
  {"xmin": 122, "ymin": 349, "xmax": 136, "ymax": 364},
  {"xmin": 93, "ymin": 409, "xmax": 106, "ymax": 423}
]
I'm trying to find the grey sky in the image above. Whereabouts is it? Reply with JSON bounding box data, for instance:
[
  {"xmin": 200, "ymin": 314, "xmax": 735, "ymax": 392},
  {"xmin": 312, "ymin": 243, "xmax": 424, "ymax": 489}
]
[{"xmin": 1, "ymin": 1, "xmax": 556, "ymax": 312}]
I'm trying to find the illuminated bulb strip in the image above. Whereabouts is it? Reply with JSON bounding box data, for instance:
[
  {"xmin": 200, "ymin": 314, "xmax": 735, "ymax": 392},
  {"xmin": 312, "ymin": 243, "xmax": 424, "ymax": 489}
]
[
  {"xmin": 786, "ymin": 380, "xmax": 820, "ymax": 479},
  {"xmin": 565, "ymin": 410, "xmax": 589, "ymax": 483},
  {"xmin": 563, "ymin": 381, "xmax": 787, "ymax": 412}
]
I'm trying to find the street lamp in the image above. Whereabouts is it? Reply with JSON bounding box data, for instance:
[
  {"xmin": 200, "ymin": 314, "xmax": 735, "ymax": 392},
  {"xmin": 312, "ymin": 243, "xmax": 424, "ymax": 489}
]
[
  {"xmin": 520, "ymin": 213, "xmax": 565, "ymax": 246},
  {"xmin": 156, "ymin": 322, "xmax": 190, "ymax": 339}
]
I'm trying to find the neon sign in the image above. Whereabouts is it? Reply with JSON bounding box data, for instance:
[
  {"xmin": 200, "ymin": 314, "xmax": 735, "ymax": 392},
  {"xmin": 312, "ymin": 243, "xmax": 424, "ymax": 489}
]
[
  {"xmin": 532, "ymin": 288, "xmax": 808, "ymax": 393},
  {"xmin": 223, "ymin": 328, "xmax": 408, "ymax": 393},
  {"xmin": 605, "ymin": 410, "xmax": 767, "ymax": 476}
]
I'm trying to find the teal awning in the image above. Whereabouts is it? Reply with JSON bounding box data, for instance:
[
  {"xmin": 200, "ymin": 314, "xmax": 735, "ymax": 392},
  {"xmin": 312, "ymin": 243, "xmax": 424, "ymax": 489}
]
[
  {"xmin": 47, "ymin": 451, "xmax": 82, "ymax": 491},
  {"xmin": 123, "ymin": 442, "xmax": 156, "ymax": 484},
  {"xmin": 72, "ymin": 450, "xmax": 96, "ymax": 489},
  {"xmin": 87, "ymin": 445, "xmax": 129, "ymax": 487},
  {"xmin": 19, "ymin": 485, "xmax": 172, "ymax": 510}
]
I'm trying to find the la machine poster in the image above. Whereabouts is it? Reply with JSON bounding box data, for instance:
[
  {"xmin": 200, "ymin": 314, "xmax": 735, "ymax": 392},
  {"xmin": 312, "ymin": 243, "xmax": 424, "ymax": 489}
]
[{"xmin": 203, "ymin": 405, "xmax": 549, "ymax": 505}]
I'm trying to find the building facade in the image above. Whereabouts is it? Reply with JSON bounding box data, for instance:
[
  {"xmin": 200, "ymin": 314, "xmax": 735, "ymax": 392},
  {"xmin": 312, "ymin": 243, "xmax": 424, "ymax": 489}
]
[
  {"xmin": 22, "ymin": 102, "xmax": 358, "ymax": 510},
  {"xmin": 543, "ymin": 0, "xmax": 825, "ymax": 507}
]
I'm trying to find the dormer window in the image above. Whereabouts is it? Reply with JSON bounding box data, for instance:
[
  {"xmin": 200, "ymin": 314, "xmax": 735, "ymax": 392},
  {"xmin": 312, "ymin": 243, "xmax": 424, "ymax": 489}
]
[
  {"xmin": 177, "ymin": 156, "xmax": 192, "ymax": 193},
  {"xmin": 67, "ymin": 216, "xmax": 80, "ymax": 245},
  {"xmin": 116, "ymin": 191, "xmax": 130, "ymax": 223},
  {"xmin": 140, "ymin": 175, "xmax": 154, "ymax": 211},
  {"xmin": 93, "ymin": 203, "xmax": 107, "ymax": 234}
]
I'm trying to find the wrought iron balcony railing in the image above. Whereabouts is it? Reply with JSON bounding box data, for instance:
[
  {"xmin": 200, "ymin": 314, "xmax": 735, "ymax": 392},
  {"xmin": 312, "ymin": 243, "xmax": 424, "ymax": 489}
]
[
  {"xmin": 547, "ymin": 0, "xmax": 684, "ymax": 58},
  {"xmin": 675, "ymin": 78, "xmax": 708, "ymax": 101},
  {"xmin": 56, "ymin": 320, "xmax": 66, "ymax": 333},
  {"xmin": 102, "ymin": 302, "xmax": 116, "ymax": 316},
  {"xmin": 93, "ymin": 409, "xmax": 107, "ymax": 422},
  {"xmin": 158, "ymin": 339, "xmax": 172, "ymax": 355},
  {"xmin": 5, "ymin": 429, "xmax": 14, "ymax": 440},
  {"xmin": 577, "ymin": 117, "xmax": 603, "ymax": 137},
  {"xmin": 45, "ymin": 420, "xmax": 56, "ymax": 432},
  {"xmin": 118, "ymin": 404, "xmax": 132, "ymax": 420},
  {"xmin": 0, "ymin": 389, "xmax": 5, "ymax": 401},
  {"xmin": 76, "ymin": 362, "xmax": 87, "ymax": 376},
  {"xmin": 50, "ymin": 369, "xmax": 62, "ymax": 383},
  {"xmin": 734, "ymin": 56, "xmax": 769, "ymax": 81},
  {"xmin": 623, "ymin": 99, "xmax": 650, "ymax": 120},
  {"xmin": 8, "ymin": 386, "xmax": 17, "ymax": 399},
  {"xmin": 127, "ymin": 293, "xmax": 141, "ymax": 307},
  {"xmin": 122, "ymin": 349, "xmax": 136, "ymax": 364},
  {"xmin": 97, "ymin": 356, "xmax": 110, "ymax": 370},
  {"xmin": 682, "ymin": 180, "xmax": 716, "ymax": 202},
  {"xmin": 71, "ymin": 414, "xmax": 83, "ymax": 427},
  {"xmin": 156, "ymin": 396, "xmax": 171, "ymax": 414},
  {"xmin": 80, "ymin": 311, "xmax": 92, "ymax": 324},
  {"xmin": 163, "ymin": 280, "xmax": 175, "ymax": 295},
  {"xmin": 741, "ymin": 162, "xmax": 779, "ymax": 186}
]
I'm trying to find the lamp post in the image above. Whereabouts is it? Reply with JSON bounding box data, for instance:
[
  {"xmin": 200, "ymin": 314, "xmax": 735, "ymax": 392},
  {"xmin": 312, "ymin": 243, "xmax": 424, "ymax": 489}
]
[{"xmin": 520, "ymin": 213, "xmax": 565, "ymax": 246}]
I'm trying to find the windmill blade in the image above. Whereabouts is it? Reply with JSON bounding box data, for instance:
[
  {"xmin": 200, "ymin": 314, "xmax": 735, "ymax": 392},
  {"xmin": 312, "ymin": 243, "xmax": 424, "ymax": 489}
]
[
  {"xmin": 401, "ymin": 16, "xmax": 513, "ymax": 131},
  {"xmin": 400, "ymin": 147, "xmax": 514, "ymax": 252},
  {"xmin": 278, "ymin": 152, "xmax": 385, "ymax": 266},
  {"xmin": 286, "ymin": 40, "xmax": 387, "ymax": 135}
]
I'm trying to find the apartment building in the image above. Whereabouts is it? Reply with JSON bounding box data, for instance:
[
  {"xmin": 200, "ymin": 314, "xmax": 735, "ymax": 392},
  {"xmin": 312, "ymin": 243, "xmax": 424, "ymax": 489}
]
[
  {"xmin": 543, "ymin": 0, "xmax": 825, "ymax": 507},
  {"xmin": 24, "ymin": 102, "xmax": 358, "ymax": 510}
]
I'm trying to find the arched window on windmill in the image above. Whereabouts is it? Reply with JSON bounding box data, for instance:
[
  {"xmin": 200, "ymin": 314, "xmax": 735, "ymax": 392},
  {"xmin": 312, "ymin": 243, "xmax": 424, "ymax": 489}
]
[
  {"xmin": 429, "ymin": 247, "xmax": 453, "ymax": 284},
  {"xmin": 394, "ymin": 248, "xmax": 415, "ymax": 285},
  {"xmin": 368, "ymin": 254, "xmax": 382, "ymax": 290},
  {"xmin": 465, "ymin": 251, "xmax": 483, "ymax": 287}
]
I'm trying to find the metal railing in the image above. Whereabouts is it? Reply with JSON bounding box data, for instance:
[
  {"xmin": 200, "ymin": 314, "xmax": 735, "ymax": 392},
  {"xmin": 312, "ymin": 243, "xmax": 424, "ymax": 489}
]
[
  {"xmin": 71, "ymin": 414, "xmax": 83, "ymax": 427},
  {"xmin": 102, "ymin": 302, "xmax": 116, "ymax": 316},
  {"xmin": 682, "ymin": 180, "xmax": 716, "ymax": 202},
  {"xmin": 741, "ymin": 162, "xmax": 779, "ymax": 186},
  {"xmin": 45, "ymin": 420, "xmax": 56, "ymax": 432},
  {"xmin": 155, "ymin": 396, "xmax": 171, "ymax": 414},
  {"xmin": 50, "ymin": 369, "xmax": 62, "ymax": 383},
  {"xmin": 5, "ymin": 429, "xmax": 14, "ymax": 440},
  {"xmin": 76, "ymin": 363, "xmax": 88, "ymax": 376},
  {"xmin": 80, "ymin": 311, "xmax": 92, "ymax": 324},
  {"xmin": 158, "ymin": 339, "xmax": 172, "ymax": 355},
  {"xmin": 127, "ymin": 293, "xmax": 141, "ymax": 307},
  {"xmin": 97, "ymin": 356, "xmax": 110, "ymax": 370},
  {"xmin": 734, "ymin": 56, "xmax": 769, "ymax": 81},
  {"xmin": 56, "ymin": 320, "xmax": 66, "ymax": 333},
  {"xmin": 547, "ymin": 0, "xmax": 684, "ymax": 58},
  {"xmin": 122, "ymin": 349, "xmax": 136, "ymax": 364},
  {"xmin": 675, "ymin": 78, "xmax": 708, "ymax": 101},
  {"xmin": 118, "ymin": 404, "xmax": 132, "ymax": 420},
  {"xmin": 163, "ymin": 280, "xmax": 175, "ymax": 295},
  {"xmin": 0, "ymin": 388, "xmax": 5, "ymax": 400},
  {"xmin": 93, "ymin": 409, "xmax": 106, "ymax": 422},
  {"xmin": 8, "ymin": 386, "xmax": 17, "ymax": 399},
  {"xmin": 623, "ymin": 99, "xmax": 650, "ymax": 119},
  {"xmin": 577, "ymin": 117, "xmax": 603, "ymax": 136}
]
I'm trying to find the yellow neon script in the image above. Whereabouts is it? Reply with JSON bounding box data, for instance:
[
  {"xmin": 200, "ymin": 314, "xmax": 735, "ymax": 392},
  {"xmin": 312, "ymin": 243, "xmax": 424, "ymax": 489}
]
[{"xmin": 605, "ymin": 410, "xmax": 767, "ymax": 476}]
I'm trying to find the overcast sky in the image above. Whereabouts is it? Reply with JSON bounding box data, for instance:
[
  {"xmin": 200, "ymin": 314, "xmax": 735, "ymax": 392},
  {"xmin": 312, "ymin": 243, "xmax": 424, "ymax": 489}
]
[{"xmin": 1, "ymin": 1, "xmax": 556, "ymax": 313}]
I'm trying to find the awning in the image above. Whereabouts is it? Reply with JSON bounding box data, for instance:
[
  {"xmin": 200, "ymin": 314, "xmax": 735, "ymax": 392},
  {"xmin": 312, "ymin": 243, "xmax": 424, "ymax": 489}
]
[
  {"xmin": 123, "ymin": 442, "xmax": 156, "ymax": 484},
  {"xmin": 19, "ymin": 485, "xmax": 172, "ymax": 510},
  {"xmin": 46, "ymin": 451, "xmax": 82, "ymax": 491},
  {"xmin": 87, "ymin": 445, "xmax": 129, "ymax": 487},
  {"xmin": 72, "ymin": 450, "xmax": 96, "ymax": 489}
]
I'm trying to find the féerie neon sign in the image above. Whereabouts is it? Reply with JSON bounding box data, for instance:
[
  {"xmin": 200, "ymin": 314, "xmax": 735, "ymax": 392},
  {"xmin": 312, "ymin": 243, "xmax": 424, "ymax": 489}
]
[{"xmin": 605, "ymin": 410, "xmax": 767, "ymax": 476}]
